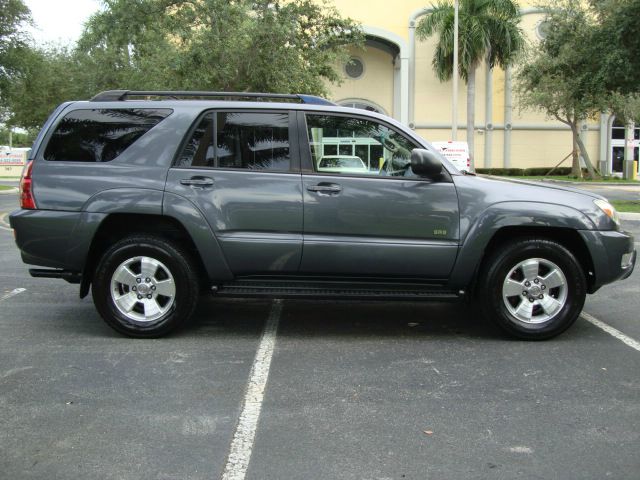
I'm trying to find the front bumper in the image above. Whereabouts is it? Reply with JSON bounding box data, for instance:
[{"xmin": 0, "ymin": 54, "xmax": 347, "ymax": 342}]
[{"xmin": 579, "ymin": 229, "xmax": 636, "ymax": 293}]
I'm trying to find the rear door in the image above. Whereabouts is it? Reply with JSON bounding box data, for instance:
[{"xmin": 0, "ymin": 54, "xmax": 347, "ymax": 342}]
[
  {"xmin": 299, "ymin": 112, "xmax": 459, "ymax": 278},
  {"xmin": 165, "ymin": 109, "xmax": 303, "ymax": 274}
]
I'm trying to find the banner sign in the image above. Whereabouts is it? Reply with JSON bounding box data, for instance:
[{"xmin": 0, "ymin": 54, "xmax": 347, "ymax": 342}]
[{"xmin": 0, "ymin": 151, "xmax": 27, "ymax": 166}]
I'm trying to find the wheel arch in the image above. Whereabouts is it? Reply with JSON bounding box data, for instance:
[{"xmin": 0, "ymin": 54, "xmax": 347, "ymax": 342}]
[
  {"xmin": 452, "ymin": 224, "xmax": 596, "ymax": 297},
  {"xmin": 481, "ymin": 226, "xmax": 595, "ymax": 287},
  {"xmin": 79, "ymin": 211, "xmax": 232, "ymax": 298}
]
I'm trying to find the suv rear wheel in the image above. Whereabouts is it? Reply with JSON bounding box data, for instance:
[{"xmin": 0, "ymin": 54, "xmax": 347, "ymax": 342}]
[
  {"xmin": 479, "ymin": 238, "xmax": 586, "ymax": 340},
  {"xmin": 92, "ymin": 235, "xmax": 200, "ymax": 337}
]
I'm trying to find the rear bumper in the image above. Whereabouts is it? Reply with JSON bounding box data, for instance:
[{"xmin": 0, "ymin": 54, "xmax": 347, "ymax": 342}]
[
  {"xmin": 579, "ymin": 229, "xmax": 636, "ymax": 293},
  {"xmin": 9, "ymin": 209, "xmax": 84, "ymax": 270}
]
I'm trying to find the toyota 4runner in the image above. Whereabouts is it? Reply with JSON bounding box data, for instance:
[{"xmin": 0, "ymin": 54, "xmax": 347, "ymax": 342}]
[{"xmin": 10, "ymin": 90, "xmax": 637, "ymax": 339}]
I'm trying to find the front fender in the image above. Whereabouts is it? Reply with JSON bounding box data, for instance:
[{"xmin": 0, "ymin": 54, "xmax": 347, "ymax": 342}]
[{"xmin": 449, "ymin": 201, "xmax": 596, "ymax": 288}]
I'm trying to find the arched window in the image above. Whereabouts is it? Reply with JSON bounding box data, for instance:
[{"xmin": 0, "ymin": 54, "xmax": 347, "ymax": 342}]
[{"xmin": 337, "ymin": 99, "xmax": 388, "ymax": 116}]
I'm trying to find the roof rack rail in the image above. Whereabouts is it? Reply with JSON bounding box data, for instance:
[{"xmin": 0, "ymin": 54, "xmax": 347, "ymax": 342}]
[{"xmin": 90, "ymin": 90, "xmax": 336, "ymax": 106}]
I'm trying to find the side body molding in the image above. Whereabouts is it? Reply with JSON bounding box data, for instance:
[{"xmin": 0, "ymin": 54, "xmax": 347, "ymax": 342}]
[{"xmin": 449, "ymin": 201, "xmax": 597, "ymax": 288}]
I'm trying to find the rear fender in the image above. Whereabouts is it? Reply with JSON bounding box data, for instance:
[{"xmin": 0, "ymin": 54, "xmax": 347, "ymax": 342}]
[{"xmin": 162, "ymin": 191, "xmax": 233, "ymax": 282}]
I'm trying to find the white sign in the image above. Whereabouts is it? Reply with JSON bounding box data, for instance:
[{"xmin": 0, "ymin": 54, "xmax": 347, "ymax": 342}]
[
  {"xmin": 431, "ymin": 141, "xmax": 471, "ymax": 172},
  {"xmin": 0, "ymin": 151, "xmax": 26, "ymax": 165}
]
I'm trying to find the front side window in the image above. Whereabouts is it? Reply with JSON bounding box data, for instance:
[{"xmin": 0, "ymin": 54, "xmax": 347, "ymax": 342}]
[
  {"xmin": 176, "ymin": 111, "xmax": 291, "ymax": 171},
  {"xmin": 44, "ymin": 109, "xmax": 172, "ymax": 162},
  {"xmin": 305, "ymin": 114, "xmax": 418, "ymax": 176}
]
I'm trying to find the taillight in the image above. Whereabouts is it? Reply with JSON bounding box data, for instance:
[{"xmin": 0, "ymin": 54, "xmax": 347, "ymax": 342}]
[{"xmin": 19, "ymin": 160, "xmax": 36, "ymax": 209}]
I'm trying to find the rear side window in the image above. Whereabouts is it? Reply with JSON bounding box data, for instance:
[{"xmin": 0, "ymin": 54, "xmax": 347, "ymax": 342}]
[
  {"xmin": 43, "ymin": 109, "xmax": 172, "ymax": 162},
  {"xmin": 176, "ymin": 111, "xmax": 291, "ymax": 171}
]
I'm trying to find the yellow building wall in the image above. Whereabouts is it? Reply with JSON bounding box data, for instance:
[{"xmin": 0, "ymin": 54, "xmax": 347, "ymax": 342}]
[
  {"xmin": 331, "ymin": 46, "xmax": 394, "ymax": 115},
  {"xmin": 326, "ymin": 0, "xmax": 603, "ymax": 169},
  {"xmin": 331, "ymin": 0, "xmax": 430, "ymax": 39}
]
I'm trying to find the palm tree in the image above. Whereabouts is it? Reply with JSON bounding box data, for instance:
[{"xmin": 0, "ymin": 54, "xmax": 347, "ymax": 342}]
[{"xmin": 417, "ymin": 0, "xmax": 525, "ymax": 168}]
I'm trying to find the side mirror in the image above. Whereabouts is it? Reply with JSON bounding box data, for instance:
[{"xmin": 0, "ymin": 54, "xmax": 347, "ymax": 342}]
[{"xmin": 410, "ymin": 148, "xmax": 442, "ymax": 178}]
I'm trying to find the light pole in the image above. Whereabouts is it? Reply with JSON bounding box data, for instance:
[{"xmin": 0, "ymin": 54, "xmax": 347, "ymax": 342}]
[{"xmin": 452, "ymin": 0, "xmax": 459, "ymax": 140}]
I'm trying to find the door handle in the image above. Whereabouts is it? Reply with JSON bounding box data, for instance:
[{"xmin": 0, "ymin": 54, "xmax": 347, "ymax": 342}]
[
  {"xmin": 307, "ymin": 183, "xmax": 342, "ymax": 194},
  {"xmin": 180, "ymin": 176, "xmax": 214, "ymax": 187}
]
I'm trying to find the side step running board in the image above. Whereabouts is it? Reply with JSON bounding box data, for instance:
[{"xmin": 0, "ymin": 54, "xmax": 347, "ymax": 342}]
[
  {"xmin": 214, "ymin": 280, "xmax": 463, "ymax": 301},
  {"xmin": 29, "ymin": 269, "xmax": 82, "ymax": 284}
]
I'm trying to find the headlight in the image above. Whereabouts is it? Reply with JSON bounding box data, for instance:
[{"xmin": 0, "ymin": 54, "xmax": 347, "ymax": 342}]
[{"xmin": 594, "ymin": 199, "xmax": 620, "ymax": 225}]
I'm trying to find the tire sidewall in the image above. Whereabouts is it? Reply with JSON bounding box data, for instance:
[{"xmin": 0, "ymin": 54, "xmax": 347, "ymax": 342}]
[
  {"xmin": 484, "ymin": 240, "xmax": 586, "ymax": 339},
  {"xmin": 93, "ymin": 238, "xmax": 196, "ymax": 337}
]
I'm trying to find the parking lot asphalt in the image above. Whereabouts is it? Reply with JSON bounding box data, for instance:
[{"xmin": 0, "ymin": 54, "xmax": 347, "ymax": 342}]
[{"xmin": 0, "ymin": 190, "xmax": 639, "ymax": 480}]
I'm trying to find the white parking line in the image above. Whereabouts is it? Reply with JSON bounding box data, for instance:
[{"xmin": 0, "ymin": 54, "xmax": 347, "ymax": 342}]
[
  {"xmin": 0, "ymin": 288, "xmax": 26, "ymax": 302},
  {"xmin": 581, "ymin": 311, "xmax": 640, "ymax": 352},
  {"xmin": 221, "ymin": 300, "xmax": 282, "ymax": 480},
  {"xmin": 0, "ymin": 213, "xmax": 12, "ymax": 231}
]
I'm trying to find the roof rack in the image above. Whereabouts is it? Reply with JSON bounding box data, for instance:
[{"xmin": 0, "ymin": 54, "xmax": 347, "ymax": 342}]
[{"xmin": 90, "ymin": 90, "xmax": 336, "ymax": 106}]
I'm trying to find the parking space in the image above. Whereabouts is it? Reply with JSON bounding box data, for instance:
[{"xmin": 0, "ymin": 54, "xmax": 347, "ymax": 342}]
[{"xmin": 1, "ymin": 192, "xmax": 639, "ymax": 479}]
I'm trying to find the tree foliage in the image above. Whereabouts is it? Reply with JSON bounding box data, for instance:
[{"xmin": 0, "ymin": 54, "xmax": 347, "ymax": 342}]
[
  {"xmin": 515, "ymin": 0, "xmax": 640, "ymax": 178},
  {"xmin": 589, "ymin": 0, "xmax": 640, "ymax": 97},
  {"xmin": 416, "ymin": 0, "xmax": 525, "ymax": 166},
  {"xmin": 0, "ymin": 0, "xmax": 31, "ymax": 106},
  {"xmin": 4, "ymin": 0, "xmax": 362, "ymax": 130}
]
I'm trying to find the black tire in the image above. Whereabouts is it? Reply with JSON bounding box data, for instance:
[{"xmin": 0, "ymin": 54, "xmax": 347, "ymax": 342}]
[
  {"xmin": 92, "ymin": 235, "xmax": 200, "ymax": 338},
  {"xmin": 478, "ymin": 238, "xmax": 586, "ymax": 340}
]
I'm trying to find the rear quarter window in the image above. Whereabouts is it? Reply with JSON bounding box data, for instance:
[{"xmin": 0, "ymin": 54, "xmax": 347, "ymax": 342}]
[{"xmin": 43, "ymin": 108, "xmax": 172, "ymax": 162}]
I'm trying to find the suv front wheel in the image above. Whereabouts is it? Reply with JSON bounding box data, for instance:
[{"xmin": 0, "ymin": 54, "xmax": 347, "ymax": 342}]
[
  {"xmin": 92, "ymin": 235, "xmax": 200, "ymax": 337},
  {"xmin": 479, "ymin": 238, "xmax": 587, "ymax": 340}
]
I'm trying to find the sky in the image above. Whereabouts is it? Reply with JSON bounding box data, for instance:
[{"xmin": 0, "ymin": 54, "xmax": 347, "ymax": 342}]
[{"xmin": 24, "ymin": 0, "xmax": 102, "ymax": 46}]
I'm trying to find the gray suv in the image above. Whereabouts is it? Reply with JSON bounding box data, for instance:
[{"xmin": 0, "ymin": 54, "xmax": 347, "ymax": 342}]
[{"xmin": 10, "ymin": 90, "xmax": 636, "ymax": 339}]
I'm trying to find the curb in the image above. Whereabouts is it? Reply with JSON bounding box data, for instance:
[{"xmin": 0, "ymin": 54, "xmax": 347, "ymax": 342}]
[
  {"xmin": 540, "ymin": 179, "xmax": 640, "ymax": 187},
  {"xmin": 620, "ymin": 212, "xmax": 640, "ymax": 221},
  {"xmin": 0, "ymin": 187, "xmax": 18, "ymax": 195}
]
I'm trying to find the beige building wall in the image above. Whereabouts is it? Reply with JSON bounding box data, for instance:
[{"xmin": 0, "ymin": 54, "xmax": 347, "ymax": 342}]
[
  {"xmin": 332, "ymin": 46, "xmax": 394, "ymax": 116},
  {"xmin": 326, "ymin": 0, "xmax": 604, "ymax": 170}
]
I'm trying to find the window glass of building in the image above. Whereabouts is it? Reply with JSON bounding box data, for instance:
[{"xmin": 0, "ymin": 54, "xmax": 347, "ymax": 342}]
[{"xmin": 306, "ymin": 114, "xmax": 418, "ymax": 176}]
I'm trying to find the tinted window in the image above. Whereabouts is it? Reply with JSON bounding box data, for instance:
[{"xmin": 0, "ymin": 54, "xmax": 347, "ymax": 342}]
[
  {"xmin": 44, "ymin": 109, "xmax": 172, "ymax": 162},
  {"xmin": 177, "ymin": 111, "xmax": 291, "ymax": 171},
  {"xmin": 216, "ymin": 112, "xmax": 290, "ymax": 171},
  {"xmin": 176, "ymin": 113, "xmax": 214, "ymax": 167},
  {"xmin": 306, "ymin": 114, "xmax": 418, "ymax": 176}
]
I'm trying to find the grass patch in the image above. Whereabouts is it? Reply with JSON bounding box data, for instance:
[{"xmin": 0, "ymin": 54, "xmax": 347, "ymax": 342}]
[
  {"xmin": 611, "ymin": 200, "xmax": 640, "ymax": 213},
  {"xmin": 0, "ymin": 185, "xmax": 15, "ymax": 191}
]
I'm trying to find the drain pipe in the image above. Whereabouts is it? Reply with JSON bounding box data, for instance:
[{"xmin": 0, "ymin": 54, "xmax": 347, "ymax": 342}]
[
  {"xmin": 484, "ymin": 63, "xmax": 493, "ymax": 168},
  {"xmin": 503, "ymin": 67, "xmax": 513, "ymax": 168},
  {"xmin": 605, "ymin": 114, "xmax": 615, "ymax": 176},
  {"xmin": 408, "ymin": 7, "xmax": 433, "ymax": 129}
]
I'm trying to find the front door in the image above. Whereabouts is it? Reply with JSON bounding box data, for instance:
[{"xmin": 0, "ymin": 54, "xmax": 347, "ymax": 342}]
[
  {"xmin": 299, "ymin": 112, "xmax": 459, "ymax": 279},
  {"xmin": 165, "ymin": 110, "xmax": 303, "ymax": 274}
]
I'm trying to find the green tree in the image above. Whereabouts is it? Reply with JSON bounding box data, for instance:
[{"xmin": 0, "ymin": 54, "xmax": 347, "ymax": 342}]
[
  {"xmin": 0, "ymin": 0, "xmax": 31, "ymax": 100},
  {"xmin": 416, "ymin": 0, "xmax": 525, "ymax": 167},
  {"xmin": 516, "ymin": 0, "xmax": 606, "ymax": 178},
  {"xmin": 4, "ymin": 0, "xmax": 362, "ymax": 130},
  {"xmin": 589, "ymin": 0, "xmax": 640, "ymax": 97},
  {"xmin": 3, "ymin": 46, "xmax": 90, "ymax": 129},
  {"xmin": 78, "ymin": 0, "xmax": 363, "ymax": 94}
]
